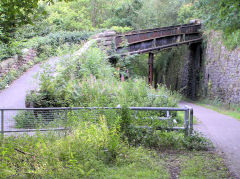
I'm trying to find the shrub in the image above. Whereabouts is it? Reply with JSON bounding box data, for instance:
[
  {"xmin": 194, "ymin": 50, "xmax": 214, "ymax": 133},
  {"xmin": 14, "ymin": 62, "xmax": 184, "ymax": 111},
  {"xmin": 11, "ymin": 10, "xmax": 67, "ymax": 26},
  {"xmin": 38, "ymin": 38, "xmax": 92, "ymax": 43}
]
[
  {"xmin": 182, "ymin": 131, "xmax": 212, "ymax": 150},
  {"xmin": 24, "ymin": 31, "xmax": 93, "ymax": 51},
  {"xmin": 0, "ymin": 115, "xmax": 170, "ymax": 178},
  {"xmin": 14, "ymin": 111, "xmax": 39, "ymax": 129},
  {"xmin": 0, "ymin": 41, "xmax": 9, "ymax": 60}
]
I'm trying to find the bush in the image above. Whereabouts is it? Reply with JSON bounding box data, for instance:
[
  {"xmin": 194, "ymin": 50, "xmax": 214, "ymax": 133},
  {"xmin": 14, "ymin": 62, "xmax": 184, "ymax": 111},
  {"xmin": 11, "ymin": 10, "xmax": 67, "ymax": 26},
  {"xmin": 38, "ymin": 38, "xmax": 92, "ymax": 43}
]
[
  {"xmin": 25, "ymin": 31, "xmax": 93, "ymax": 51},
  {"xmin": 14, "ymin": 111, "xmax": 39, "ymax": 129},
  {"xmin": 0, "ymin": 41, "xmax": 9, "ymax": 60},
  {"xmin": 26, "ymin": 51, "xmax": 180, "ymax": 108},
  {"xmin": 182, "ymin": 131, "xmax": 212, "ymax": 150},
  {"xmin": 0, "ymin": 116, "xmax": 170, "ymax": 178}
]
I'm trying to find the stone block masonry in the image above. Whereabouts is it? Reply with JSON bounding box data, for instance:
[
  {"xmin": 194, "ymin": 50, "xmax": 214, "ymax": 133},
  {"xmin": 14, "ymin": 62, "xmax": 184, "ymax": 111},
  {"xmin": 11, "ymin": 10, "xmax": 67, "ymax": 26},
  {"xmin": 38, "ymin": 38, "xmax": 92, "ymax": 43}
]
[
  {"xmin": 203, "ymin": 31, "xmax": 240, "ymax": 104},
  {"xmin": 0, "ymin": 49, "xmax": 37, "ymax": 78},
  {"xmin": 91, "ymin": 30, "xmax": 116, "ymax": 56}
]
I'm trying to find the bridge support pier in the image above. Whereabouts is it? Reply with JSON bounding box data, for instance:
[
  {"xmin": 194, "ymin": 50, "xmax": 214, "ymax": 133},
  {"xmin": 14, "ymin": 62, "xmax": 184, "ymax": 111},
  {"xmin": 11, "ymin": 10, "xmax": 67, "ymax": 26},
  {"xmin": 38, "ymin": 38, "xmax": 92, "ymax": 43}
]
[
  {"xmin": 188, "ymin": 43, "xmax": 202, "ymax": 99},
  {"xmin": 148, "ymin": 53, "xmax": 154, "ymax": 86}
]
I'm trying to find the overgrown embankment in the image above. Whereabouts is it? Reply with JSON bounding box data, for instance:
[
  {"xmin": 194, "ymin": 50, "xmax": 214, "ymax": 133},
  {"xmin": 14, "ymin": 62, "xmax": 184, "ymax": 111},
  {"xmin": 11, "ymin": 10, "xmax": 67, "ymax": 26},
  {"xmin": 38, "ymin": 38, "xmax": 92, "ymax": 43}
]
[{"xmin": 0, "ymin": 31, "xmax": 92, "ymax": 91}]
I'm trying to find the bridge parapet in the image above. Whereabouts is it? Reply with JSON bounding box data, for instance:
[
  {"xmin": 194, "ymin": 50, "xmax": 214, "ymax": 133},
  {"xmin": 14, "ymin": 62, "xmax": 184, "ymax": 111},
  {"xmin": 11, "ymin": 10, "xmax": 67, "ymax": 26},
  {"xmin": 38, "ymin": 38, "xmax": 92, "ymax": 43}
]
[{"xmin": 91, "ymin": 30, "xmax": 116, "ymax": 54}]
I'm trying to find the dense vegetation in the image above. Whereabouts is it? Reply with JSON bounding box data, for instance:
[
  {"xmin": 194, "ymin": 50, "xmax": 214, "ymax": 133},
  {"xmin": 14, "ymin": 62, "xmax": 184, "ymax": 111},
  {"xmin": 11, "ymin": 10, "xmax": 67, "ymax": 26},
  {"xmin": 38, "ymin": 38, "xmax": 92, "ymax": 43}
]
[
  {"xmin": 178, "ymin": 0, "xmax": 240, "ymax": 49},
  {"xmin": 0, "ymin": 0, "xmax": 237, "ymax": 177},
  {"xmin": 1, "ymin": 0, "xmax": 239, "ymax": 61},
  {"xmin": 1, "ymin": 45, "xmax": 223, "ymax": 178}
]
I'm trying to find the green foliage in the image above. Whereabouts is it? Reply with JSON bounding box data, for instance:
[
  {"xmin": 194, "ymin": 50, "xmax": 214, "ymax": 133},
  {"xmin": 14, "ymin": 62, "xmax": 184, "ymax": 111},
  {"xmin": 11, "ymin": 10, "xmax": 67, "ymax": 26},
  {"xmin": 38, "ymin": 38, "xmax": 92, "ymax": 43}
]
[
  {"xmin": 182, "ymin": 131, "xmax": 212, "ymax": 150},
  {"xmin": 111, "ymin": 26, "xmax": 133, "ymax": 33},
  {"xmin": 0, "ymin": 117, "xmax": 169, "ymax": 178},
  {"xmin": 0, "ymin": 41, "xmax": 9, "ymax": 60},
  {"xmin": 179, "ymin": 152, "xmax": 231, "ymax": 178},
  {"xmin": 0, "ymin": 38, "xmax": 23, "ymax": 61},
  {"xmin": 25, "ymin": 31, "xmax": 92, "ymax": 52},
  {"xmin": 1, "ymin": 109, "xmax": 213, "ymax": 178},
  {"xmin": 0, "ymin": 60, "xmax": 34, "ymax": 90},
  {"xmin": 26, "ymin": 46, "xmax": 180, "ymax": 108},
  {"xmin": 222, "ymin": 29, "xmax": 240, "ymax": 50},
  {"xmin": 14, "ymin": 111, "xmax": 39, "ymax": 129},
  {"xmin": 119, "ymin": 105, "xmax": 132, "ymax": 138},
  {"xmin": 46, "ymin": 1, "xmax": 93, "ymax": 31},
  {"xmin": 106, "ymin": 0, "xmax": 143, "ymax": 28},
  {"xmin": 0, "ymin": 0, "xmax": 72, "ymax": 39},
  {"xmin": 0, "ymin": 43, "xmax": 80, "ymax": 90},
  {"xmin": 135, "ymin": 0, "xmax": 184, "ymax": 29},
  {"xmin": 195, "ymin": 0, "xmax": 240, "ymax": 48},
  {"xmin": 177, "ymin": 3, "xmax": 197, "ymax": 24},
  {"xmin": 0, "ymin": 0, "xmax": 38, "ymax": 39}
]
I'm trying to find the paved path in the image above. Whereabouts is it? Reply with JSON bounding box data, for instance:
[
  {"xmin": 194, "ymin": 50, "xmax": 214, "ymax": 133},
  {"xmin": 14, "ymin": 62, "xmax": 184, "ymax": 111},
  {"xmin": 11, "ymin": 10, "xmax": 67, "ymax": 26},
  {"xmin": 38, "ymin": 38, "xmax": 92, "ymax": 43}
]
[
  {"xmin": 0, "ymin": 64, "xmax": 41, "ymax": 132},
  {"xmin": 0, "ymin": 64, "xmax": 40, "ymax": 109},
  {"xmin": 0, "ymin": 39, "xmax": 95, "ymax": 109},
  {"xmin": 0, "ymin": 41, "xmax": 94, "ymax": 132},
  {"xmin": 180, "ymin": 101, "xmax": 240, "ymax": 178}
]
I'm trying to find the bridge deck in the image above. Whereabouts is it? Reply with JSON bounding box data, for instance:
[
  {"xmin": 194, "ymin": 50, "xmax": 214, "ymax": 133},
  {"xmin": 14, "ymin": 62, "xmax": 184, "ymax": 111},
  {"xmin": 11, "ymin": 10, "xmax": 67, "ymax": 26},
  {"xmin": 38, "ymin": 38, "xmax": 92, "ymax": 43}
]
[{"xmin": 115, "ymin": 23, "xmax": 202, "ymax": 55}]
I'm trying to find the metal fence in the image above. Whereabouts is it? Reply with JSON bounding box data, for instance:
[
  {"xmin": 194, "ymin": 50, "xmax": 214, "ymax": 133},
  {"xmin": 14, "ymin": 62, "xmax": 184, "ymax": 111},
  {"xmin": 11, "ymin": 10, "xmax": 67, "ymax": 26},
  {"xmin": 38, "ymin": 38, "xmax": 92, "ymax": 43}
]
[{"xmin": 0, "ymin": 106, "xmax": 193, "ymax": 136}]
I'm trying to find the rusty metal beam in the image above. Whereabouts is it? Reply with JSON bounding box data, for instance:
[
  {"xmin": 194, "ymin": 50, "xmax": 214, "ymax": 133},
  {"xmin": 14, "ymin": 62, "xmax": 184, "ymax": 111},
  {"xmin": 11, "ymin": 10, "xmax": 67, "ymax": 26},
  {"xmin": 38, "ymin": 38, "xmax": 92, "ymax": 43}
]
[
  {"xmin": 148, "ymin": 53, "xmax": 154, "ymax": 86},
  {"xmin": 118, "ymin": 38, "xmax": 202, "ymax": 56},
  {"xmin": 115, "ymin": 23, "xmax": 202, "ymax": 55}
]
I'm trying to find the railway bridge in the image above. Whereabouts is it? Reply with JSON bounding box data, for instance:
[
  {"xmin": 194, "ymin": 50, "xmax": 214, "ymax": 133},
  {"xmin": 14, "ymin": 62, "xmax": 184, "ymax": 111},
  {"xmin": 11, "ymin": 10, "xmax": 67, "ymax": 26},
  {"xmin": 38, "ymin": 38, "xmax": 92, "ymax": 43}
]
[{"xmin": 96, "ymin": 21, "xmax": 202, "ymax": 99}]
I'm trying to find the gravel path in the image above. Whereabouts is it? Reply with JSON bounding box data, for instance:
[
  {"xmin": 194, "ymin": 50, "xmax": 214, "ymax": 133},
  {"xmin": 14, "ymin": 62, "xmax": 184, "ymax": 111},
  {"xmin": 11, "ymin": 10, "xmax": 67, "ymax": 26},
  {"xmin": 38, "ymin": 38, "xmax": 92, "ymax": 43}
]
[{"xmin": 180, "ymin": 101, "xmax": 240, "ymax": 178}]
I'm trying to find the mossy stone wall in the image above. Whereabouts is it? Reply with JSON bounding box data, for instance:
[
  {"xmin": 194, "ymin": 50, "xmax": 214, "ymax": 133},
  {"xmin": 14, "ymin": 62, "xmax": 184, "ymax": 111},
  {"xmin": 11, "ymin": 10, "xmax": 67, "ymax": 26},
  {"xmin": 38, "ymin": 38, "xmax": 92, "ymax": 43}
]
[{"xmin": 202, "ymin": 31, "xmax": 240, "ymax": 104}]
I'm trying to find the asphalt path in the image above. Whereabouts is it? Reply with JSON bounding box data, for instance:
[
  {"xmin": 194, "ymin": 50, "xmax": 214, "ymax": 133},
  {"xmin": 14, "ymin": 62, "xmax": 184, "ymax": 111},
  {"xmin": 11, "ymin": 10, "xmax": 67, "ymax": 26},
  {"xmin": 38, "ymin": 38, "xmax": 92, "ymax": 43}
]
[
  {"xmin": 180, "ymin": 101, "xmax": 240, "ymax": 178},
  {"xmin": 0, "ymin": 64, "xmax": 40, "ymax": 108},
  {"xmin": 0, "ymin": 40, "xmax": 93, "ymax": 133},
  {"xmin": 0, "ymin": 56, "xmax": 60, "ymax": 132}
]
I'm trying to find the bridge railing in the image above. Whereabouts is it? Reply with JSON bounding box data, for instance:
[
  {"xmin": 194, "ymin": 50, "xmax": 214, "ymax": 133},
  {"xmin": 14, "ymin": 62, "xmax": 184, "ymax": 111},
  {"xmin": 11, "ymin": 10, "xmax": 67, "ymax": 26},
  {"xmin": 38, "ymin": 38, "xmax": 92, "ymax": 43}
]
[
  {"xmin": 115, "ymin": 23, "xmax": 202, "ymax": 55},
  {"xmin": 0, "ymin": 106, "xmax": 193, "ymax": 136}
]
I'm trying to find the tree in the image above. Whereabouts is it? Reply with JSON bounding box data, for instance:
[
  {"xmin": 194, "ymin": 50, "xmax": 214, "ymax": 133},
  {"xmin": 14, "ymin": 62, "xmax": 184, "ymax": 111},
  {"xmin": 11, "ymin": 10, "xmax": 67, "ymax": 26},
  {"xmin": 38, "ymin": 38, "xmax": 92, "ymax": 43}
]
[
  {"xmin": 0, "ymin": 0, "xmax": 72, "ymax": 40},
  {"xmin": 196, "ymin": 0, "xmax": 240, "ymax": 34}
]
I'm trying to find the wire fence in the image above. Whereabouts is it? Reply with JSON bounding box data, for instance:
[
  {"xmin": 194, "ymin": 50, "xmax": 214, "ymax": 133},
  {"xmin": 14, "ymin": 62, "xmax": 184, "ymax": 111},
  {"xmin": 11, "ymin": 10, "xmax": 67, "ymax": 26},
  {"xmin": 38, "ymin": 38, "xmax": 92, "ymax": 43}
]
[{"xmin": 0, "ymin": 106, "xmax": 193, "ymax": 136}]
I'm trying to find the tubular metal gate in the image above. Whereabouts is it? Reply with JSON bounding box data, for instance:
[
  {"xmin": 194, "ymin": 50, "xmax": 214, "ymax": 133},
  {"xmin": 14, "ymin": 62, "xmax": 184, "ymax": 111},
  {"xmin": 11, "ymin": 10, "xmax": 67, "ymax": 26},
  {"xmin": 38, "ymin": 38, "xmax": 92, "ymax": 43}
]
[{"xmin": 0, "ymin": 106, "xmax": 193, "ymax": 136}]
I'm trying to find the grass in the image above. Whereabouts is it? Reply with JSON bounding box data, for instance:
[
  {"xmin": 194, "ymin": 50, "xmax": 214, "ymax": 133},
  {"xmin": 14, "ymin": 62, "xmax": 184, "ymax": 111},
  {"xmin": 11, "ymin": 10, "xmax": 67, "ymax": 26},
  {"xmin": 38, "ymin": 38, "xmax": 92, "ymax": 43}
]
[
  {"xmin": 162, "ymin": 150, "xmax": 232, "ymax": 179},
  {"xmin": 195, "ymin": 99, "xmax": 240, "ymax": 121},
  {"xmin": 100, "ymin": 161, "xmax": 169, "ymax": 178},
  {"xmin": 0, "ymin": 133, "xmax": 231, "ymax": 178},
  {"xmin": 177, "ymin": 111, "xmax": 198, "ymax": 125},
  {"xmin": 0, "ymin": 109, "xmax": 229, "ymax": 178}
]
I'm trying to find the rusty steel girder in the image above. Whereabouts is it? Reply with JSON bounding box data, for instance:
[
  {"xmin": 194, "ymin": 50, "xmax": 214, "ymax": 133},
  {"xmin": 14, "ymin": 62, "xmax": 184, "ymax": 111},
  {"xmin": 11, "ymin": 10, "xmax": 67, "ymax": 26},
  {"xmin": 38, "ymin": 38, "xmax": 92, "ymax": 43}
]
[{"xmin": 115, "ymin": 23, "xmax": 202, "ymax": 55}]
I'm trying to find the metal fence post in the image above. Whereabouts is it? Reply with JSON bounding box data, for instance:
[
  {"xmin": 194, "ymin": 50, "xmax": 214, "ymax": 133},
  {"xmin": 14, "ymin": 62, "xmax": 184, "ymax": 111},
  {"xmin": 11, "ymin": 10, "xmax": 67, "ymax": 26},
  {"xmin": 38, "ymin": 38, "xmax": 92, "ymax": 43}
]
[
  {"xmin": 184, "ymin": 107, "xmax": 189, "ymax": 136},
  {"xmin": 189, "ymin": 107, "xmax": 193, "ymax": 135},
  {"xmin": 65, "ymin": 109, "xmax": 68, "ymax": 121},
  {"xmin": 64, "ymin": 109, "xmax": 68, "ymax": 136},
  {"xmin": 1, "ymin": 110, "xmax": 4, "ymax": 136}
]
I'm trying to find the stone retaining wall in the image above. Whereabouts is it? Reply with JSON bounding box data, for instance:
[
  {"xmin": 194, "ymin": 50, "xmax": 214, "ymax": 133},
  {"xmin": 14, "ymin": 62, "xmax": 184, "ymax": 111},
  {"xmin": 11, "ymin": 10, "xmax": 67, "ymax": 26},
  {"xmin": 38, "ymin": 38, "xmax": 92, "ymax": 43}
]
[
  {"xmin": 0, "ymin": 49, "xmax": 37, "ymax": 78},
  {"xmin": 203, "ymin": 31, "xmax": 240, "ymax": 104},
  {"xmin": 91, "ymin": 30, "xmax": 116, "ymax": 55}
]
